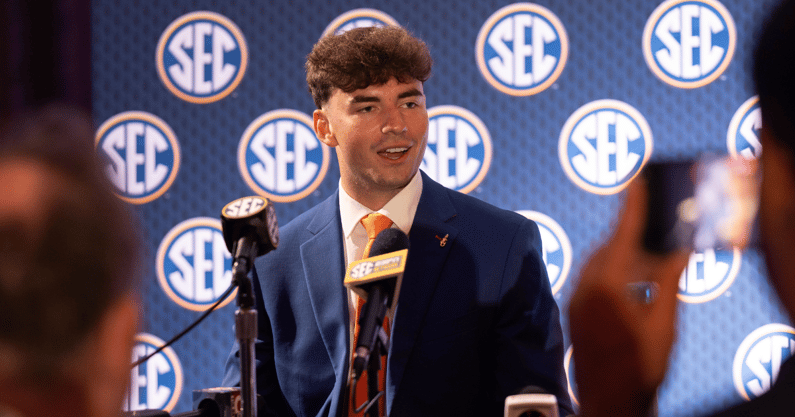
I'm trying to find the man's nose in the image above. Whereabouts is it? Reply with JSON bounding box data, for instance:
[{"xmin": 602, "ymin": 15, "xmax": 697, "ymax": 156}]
[{"xmin": 382, "ymin": 108, "xmax": 408, "ymax": 134}]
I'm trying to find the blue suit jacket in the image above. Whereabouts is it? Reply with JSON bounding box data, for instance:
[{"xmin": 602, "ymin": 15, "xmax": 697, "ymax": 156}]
[{"xmin": 224, "ymin": 172, "xmax": 572, "ymax": 416}]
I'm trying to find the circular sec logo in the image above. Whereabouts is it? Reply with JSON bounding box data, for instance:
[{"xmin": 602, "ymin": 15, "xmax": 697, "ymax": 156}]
[
  {"xmin": 238, "ymin": 110, "xmax": 330, "ymax": 203},
  {"xmin": 643, "ymin": 0, "xmax": 736, "ymax": 89},
  {"xmin": 516, "ymin": 210, "xmax": 572, "ymax": 295},
  {"xmin": 727, "ymin": 96, "xmax": 762, "ymax": 160},
  {"xmin": 421, "ymin": 105, "xmax": 492, "ymax": 194},
  {"xmin": 156, "ymin": 11, "xmax": 248, "ymax": 103},
  {"xmin": 476, "ymin": 3, "xmax": 568, "ymax": 96},
  {"xmin": 95, "ymin": 111, "xmax": 181, "ymax": 204},
  {"xmin": 559, "ymin": 99, "xmax": 653, "ymax": 195},
  {"xmin": 677, "ymin": 248, "xmax": 741, "ymax": 303},
  {"xmin": 156, "ymin": 217, "xmax": 237, "ymax": 311},
  {"xmin": 321, "ymin": 8, "xmax": 400, "ymax": 37},
  {"xmin": 125, "ymin": 333, "xmax": 184, "ymax": 413},
  {"xmin": 733, "ymin": 323, "xmax": 795, "ymax": 401}
]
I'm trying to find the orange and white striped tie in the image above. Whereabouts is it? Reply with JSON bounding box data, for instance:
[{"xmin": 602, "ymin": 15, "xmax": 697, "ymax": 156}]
[{"xmin": 350, "ymin": 213, "xmax": 392, "ymax": 416}]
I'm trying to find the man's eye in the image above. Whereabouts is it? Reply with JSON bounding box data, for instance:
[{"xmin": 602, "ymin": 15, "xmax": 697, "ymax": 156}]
[
  {"xmin": 403, "ymin": 102, "xmax": 417, "ymax": 108},
  {"xmin": 358, "ymin": 106, "xmax": 374, "ymax": 113}
]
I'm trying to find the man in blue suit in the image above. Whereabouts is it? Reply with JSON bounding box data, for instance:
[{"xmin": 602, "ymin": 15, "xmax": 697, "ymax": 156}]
[{"xmin": 224, "ymin": 25, "xmax": 572, "ymax": 417}]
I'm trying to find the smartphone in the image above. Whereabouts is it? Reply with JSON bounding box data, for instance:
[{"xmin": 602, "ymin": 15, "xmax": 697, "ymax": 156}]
[{"xmin": 642, "ymin": 156, "xmax": 759, "ymax": 253}]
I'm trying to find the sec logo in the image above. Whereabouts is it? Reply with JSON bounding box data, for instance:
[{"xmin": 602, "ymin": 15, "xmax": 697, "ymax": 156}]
[
  {"xmin": 156, "ymin": 217, "xmax": 237, "ymax": 311},
  {"xmin": 677, "ymin": 248, "xmax": 741, "ymax": 303},
  {"xmin": 516, "ymin": 210, "xmax": 572, "ymax": 295},
  {"xmin": 238, "ymin": 109, "xmax": 330, "ymax": 202},
  {"xmin": 559, "ymin": 99, "xmax": 653, "ymax": 195},
  {"xmin": 643, "ymin": 0, "xmax": 736, "ymax": 89},
  {"xmin": 222, "ymin": 196, "xmax": 268, "ymax": 219},
  {"xmin": 156, "ymin": 11, "xmax": 248, "ymax": 103},
  {"xmin": 422, "ymin": 105, "xmax": 492, "ymax": 194},
  {"xmin": 476, "ymin": 3, "xmax": 568, "ymax": 96},
  {"xmin": 95, "ymin": 111, "xmax": 180, "ymax": 204},
  {"xmin": 733, "ymin": 323, "xmax": 795, "ymax": 401},
  {"xmin": 350, "ymin": 261, "xmax": 374, "ymax": 280},
  {"xmin": 727, "ymin": 96, "xmax": 762, "ymax": 160},
  {"xmin": 321, "ymin": 8, "xmax": 399, "ymax": 37},
  {"xmin": 125, "ymin": 333, "xmax": 183, "ymax": 413}
]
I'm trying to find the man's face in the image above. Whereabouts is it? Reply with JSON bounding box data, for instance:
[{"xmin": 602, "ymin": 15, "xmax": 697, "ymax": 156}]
[{"xmin": 314, "ymin": 78, "xmax": 428, "ymax": 207}]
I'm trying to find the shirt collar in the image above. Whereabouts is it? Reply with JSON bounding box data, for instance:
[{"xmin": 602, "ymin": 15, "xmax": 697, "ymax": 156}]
[{"xmin": 339, "ymin": 171, "xmax": 423, "ymax": 238}]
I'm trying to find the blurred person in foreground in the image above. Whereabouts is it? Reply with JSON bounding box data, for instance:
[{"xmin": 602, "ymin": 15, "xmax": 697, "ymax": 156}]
[
  {"xmin": 0, "ymin": 106, "xmax": 141, "ymax": 417},
  {"xmin": 568, "ymin": 0, "xmax": 795, "ymax": 416}
]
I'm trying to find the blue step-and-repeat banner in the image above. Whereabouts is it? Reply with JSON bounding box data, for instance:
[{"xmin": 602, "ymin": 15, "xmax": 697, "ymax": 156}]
[{"xmin": 92, "ymin": 0, "xmax": 791, "ymax": 415}]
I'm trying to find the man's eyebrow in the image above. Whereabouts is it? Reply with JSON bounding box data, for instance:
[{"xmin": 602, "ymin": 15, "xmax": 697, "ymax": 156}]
[
  {"xmin": 397, "ymin": 88, "xmax": 424, "ymax": 100},
  {"xmin": 350, "ymin": 95, "xmax": 380, "ymax": 104},
  {"xmin": 348, "ymin": 88, "xmax": 424, "ymax": 104}
]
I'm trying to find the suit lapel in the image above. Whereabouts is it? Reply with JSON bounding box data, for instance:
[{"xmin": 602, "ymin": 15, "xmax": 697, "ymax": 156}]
[
  {"xmin": 387, "ymin": 172, "xmax": 459, "ymax": 408},
  {"xmin": 300, "ymin": 191, "xmax": 351, "ymax": 380}
]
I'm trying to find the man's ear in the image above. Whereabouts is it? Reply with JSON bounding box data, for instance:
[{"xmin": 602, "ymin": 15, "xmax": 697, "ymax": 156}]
[{"xmin": 314, "ymin": 109, "xmax": 337, "ymax": 147}]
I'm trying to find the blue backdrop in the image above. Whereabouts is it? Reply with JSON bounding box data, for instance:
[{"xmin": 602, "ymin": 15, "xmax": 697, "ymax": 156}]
[{"xmin": 92, "ymin": 0, "xmax": 791, "ymax": 415}]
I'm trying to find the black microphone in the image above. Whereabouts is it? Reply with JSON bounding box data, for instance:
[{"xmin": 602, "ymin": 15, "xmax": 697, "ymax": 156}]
[
  {"xmin": 173, "ymin": 399, "xmax": 221, "ymax": 417},
  {"xmin": 344, "ymin": 228, "xmax": 410, "ymax": 379},
  {"xmin": 122, "ymin": 400, "xmax": 218, "ymax": 417},
  {"xmin": 221, "ymin": 196, "xmax": 279, "ymax": 267},
  {"xmin": 221, "ymin": 196, "xmax": 279, "ymax": 417},
  {"xmin": 191, "ymin": 387, "xmax": 248, "ymax": 417},
  {"xmin": 121, "ymin": 399, "xmax": 219, "ymax": 417},
  {"xmin": 221, "ymin": 196, "xmax": 279, "ymax": 307}
]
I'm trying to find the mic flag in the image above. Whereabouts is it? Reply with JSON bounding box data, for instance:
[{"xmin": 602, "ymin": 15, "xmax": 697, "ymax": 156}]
[
  {"xmin": 344, "ymin": 228, "xmax": 409, "ymax": 313},
  {"xmin": 345, "ymin": 228, "xmax": 409, "ymax": 380},
  {"xmin": 221, "ymin": 196, "xmax": 279, "ymax": 261}
]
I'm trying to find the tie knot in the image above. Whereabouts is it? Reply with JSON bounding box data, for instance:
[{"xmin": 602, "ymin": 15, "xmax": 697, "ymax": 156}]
[{"xmin": 360, "ymin": 213, "xmax": 393, "ymax": 241}]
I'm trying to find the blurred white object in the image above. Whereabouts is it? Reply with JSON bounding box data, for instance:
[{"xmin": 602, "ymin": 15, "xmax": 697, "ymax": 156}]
[{"xmin": 504, "ymin": 392, "xmax": 559, "ymax": 417}]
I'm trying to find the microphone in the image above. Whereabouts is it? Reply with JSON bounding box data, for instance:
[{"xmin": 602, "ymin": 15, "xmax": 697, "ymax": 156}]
[
  {"xmin": 191, "ymin": 387, "xmax": 246, "ymax": 417},
  {"xmin": 221, "ymin": 196, "xmax": 279, "ymax": 308},
  {"xmin": 344, "ymin": 228, "xmax": 410, "ymax": 379},
  {"xmin": 121, "ymin": 397, "xmax": 220, "ymax": 417},
  {"xmin": 221, "ymin": 196, "xmax": 279, "ymax": 272},
  {"xmin": 220, "ymin": 196, "xmax": 279, "ymax": 417},
  {"xmin": 503, "ymin": 386, "xmax": 559, "ymax": 417}
]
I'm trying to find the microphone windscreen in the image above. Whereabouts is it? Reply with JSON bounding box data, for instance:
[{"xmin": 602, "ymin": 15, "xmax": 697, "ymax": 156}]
[
  {"xmin": 220, "ymin": 196, "xmax": 279, "ymax": 256},
  {"xmin": 369, "ymin": 228, "xmax": 410, "ymax": 257}
]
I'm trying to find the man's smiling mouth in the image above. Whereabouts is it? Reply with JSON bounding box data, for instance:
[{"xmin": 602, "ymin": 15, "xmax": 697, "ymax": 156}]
[{"xmin": 379, "ymin": 147, "xmax": 409, "ymax": 160}]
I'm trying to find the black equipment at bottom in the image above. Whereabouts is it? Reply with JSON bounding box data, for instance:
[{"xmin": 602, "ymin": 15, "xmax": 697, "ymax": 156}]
[{"xmin": 122, "ymin": 387, "xmax": 251, "ymax": 417}]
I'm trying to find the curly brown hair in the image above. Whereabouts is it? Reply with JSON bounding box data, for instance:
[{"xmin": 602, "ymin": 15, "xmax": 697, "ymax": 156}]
[{"xmin": 306, "ymin": 26, "xmax": 433, "ymax": 108}]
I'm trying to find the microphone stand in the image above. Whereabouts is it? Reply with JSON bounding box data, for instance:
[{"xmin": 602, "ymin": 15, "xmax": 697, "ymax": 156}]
[
  {"xmin": 363, "ymin": 326, "xmax": 389, "ymax": 417},
  {"xmin": 233, "ymin": 237, "xmax": 258, "ymax": 417}
]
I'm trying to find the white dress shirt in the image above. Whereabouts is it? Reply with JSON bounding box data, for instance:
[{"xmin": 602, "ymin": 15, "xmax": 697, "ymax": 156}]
[{"xmin": 338, "ymin": 171, "xmax": 423, "ymax": 342}]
